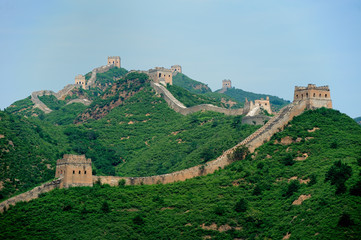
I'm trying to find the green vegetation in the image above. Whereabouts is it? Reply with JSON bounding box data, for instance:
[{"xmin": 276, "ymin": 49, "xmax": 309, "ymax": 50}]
[
  {"xmin": 95, "ymin": 67, "xmax": 128, "ymax": 87},
  {"xmin": 166, "ymin": 84, "xmax": 228, "ymax": 108},
  {"xmin": 38, "ymin": 95, "xmax": 66, "ymax": 110},
  {"xmin": 355, "ymin": 116, "xmax": 361, "ymax": 125},
  {"xmin": 1, "ymin": 108, "xmax": 360, "ymax": 239},
  {"xmin": 173, "ymin": 73, "xmax": 211, "ymax": 94},
  {"xmin": 0, "ymin": 111, "xmax": 68, "ymax": 199},
  {"xmin": 42, "ymin": 103, "xmax": 88, "ymax": 125},
  {"xmin": 0, "ymin": 71, "xmax": 258, "ymax": 198},
  {"xmin": 5, "ymin": 96, "xmax": 34, "ymax": 116},
  {"xmin": 220, "ymin": 87, "xmax": 290, "ymax": 111}
]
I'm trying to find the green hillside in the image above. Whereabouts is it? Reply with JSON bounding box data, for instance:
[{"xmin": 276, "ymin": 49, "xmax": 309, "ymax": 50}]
[
  {"xmin": 173, "ymin": 73, "xmax": 212, "ymax": 94},
  {"xmin": 355, "ymin": 117, "xmax": 361, "ymax": 125},
  {"xmin": 220, "ymin": 87, "xmax": 290, "ymax": 111},
  {"xmin": 1, "ymin": 108, "xmax": 360, "ymax": 239},
  {"xmin": 0, "ymin": 72, "xmax": 258, "ymax": 199}
]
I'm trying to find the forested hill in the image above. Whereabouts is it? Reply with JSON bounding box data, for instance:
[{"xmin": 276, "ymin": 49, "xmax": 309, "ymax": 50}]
[
  {"xmin": 219, "ymin": 87, "xmax": 290, "ymax": 111},
  {"xmin": 0, "ymin": 72, "xmax": 259, "ymax": 200},
  {"xmin": 1, "ymin": 108, "xmax": 360, "ymax": 239},
  {"xmin": 173, "ymin": 73, "xmax": 212, "ymax": 94},
  {"xmin": 355, "ymin": 117, "xmax": 361, "ymax": 125}
]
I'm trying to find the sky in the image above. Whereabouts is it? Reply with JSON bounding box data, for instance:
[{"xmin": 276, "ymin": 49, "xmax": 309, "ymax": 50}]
[{"xmin": 0, "ymin": 0, "xmax": 360, "ymax": 118}]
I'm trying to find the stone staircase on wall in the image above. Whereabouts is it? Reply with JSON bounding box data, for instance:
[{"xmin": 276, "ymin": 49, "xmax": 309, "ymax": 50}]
[{"xmin": 150, "ymin": 82, "xmax": 244, "ymax": 116}]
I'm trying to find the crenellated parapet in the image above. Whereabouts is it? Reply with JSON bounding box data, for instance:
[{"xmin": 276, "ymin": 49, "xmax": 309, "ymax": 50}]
[{"xmin": 293, "ymin": 84, "xmax": 332, "ymax": 109}]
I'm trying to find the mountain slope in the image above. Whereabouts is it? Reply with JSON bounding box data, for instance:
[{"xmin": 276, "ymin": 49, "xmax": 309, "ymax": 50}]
[
  {"xmin": 173, "ymin": 73, "xmax": 212, "ymax": 94},
  {"xmin": 355, "ymin": 117, "xmax": 361, "ymax": 125},
  {"xmin": 1, "ymin": 108, "xmax": 360, "ymax": 239},
  {"xmin": 0, "ymin": 72, "xmax": 259, "ymax": 198},
  {"xmin": 220, "ymin": 87, "xmax": 290, "ymax": 111}
]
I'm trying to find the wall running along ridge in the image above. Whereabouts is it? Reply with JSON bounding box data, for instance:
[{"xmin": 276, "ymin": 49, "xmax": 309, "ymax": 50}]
[
  {"xmin": 0, "ymin": 99, "xmax": 322, "ymax": 210},
  {"xmin": 95, "ymin": 101, "xmax": 309, "ymax": 186},
  {"xmin": 150, "ymin": 82, "xmax": 244, "ymax": 116},
  {"xmin": 0, "ymin": 179, "xmax": 62, "ymax": 213},
  {"xmin": 30, "ymin": 64, "xmax": 115, "ymax": 113}
]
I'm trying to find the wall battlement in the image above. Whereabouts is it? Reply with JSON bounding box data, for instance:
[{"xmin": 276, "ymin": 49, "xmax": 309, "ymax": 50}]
[{"xmin": 293, "ymin": 83, "xmax": 332, "ymax": 109}]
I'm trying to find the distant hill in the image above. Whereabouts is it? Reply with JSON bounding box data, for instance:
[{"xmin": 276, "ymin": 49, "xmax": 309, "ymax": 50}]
[
  {"xmin": 1, "ymin": 108, "xmax": 360, "ymax": 239},
  {"xmin": 218, "ymin": 87, "xmax": 290, "ymax": 112},
  {"xmin": 173, "ymin": 73, "xmax": 212, "ymax": 94},
  {"xmin": 355, "ymin": 117, "xmax": 361, "ymax": 125}
]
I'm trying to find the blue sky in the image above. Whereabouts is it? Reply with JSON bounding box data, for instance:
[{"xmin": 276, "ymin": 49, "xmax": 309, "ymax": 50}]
[{"xmin": 1, "ymin": 0, "xmax": 360, "ymax": 117}]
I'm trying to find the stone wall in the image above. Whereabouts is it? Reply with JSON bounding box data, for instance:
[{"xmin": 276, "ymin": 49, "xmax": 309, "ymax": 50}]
[
  {"xmin": 151, "ymin": 82, "xmax": 244, "ymax": 116},
  {"xmin": 0, "ymin": 179, "xmax": 62, "ymax": 213},
  {"xmin": 93, "ymin": 101, "xmax": 310, "ymax": 187},
  {"xmin": 242, "ymin": 115, "xmax": 271, "ymax": 125}
]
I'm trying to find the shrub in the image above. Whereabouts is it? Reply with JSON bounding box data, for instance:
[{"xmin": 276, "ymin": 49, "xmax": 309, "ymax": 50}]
[
  {"xmin": 325, "ymin": 160, "xmax": 352, "ymax": 195},
  {"xmin": 231, "ymin": 146, "xmax": 250, "ymax": 161},
  {"xmin": 235, "ymin": 198, "xmax": 247, "ymax": 213},
  {"xmin": 283, "ymin": 180, "xmax": 300, "ymax": 198},
  {"xmin": 101, "ymin": 201, "xmax": 110, "ymax": 213},
  {"xmin": 252, "ymin": 185, "xmax": 262, "ymax": 196},
  {"xmin": 338, "ymin": 213, "xmax": 353, "ymax": 227},
  {"xmin": 214, "ymin": 205, "xmax": 226, "ymax": 216},
  {"xmin": 350, "ymin": 180, "xmax": 361, "ymax": 196},
  {"xmin": 118, "ymin": 179, "xmax": 126, "ymax": 187},
  {"xmin": 281, "ymin": 154, "xmax": 295, "ymax": 166},
  {"xmin": 133, "ymin": 215, "xmax": 145, "ymax": 225},
  {"xmin": 309, "ymin": 174, "xmax": 317, "ymax": 186}
]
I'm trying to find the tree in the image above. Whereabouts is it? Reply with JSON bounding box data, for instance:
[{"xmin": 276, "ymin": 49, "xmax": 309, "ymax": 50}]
[
  {"xmin": 235, "ymin": 198, "xmax": 248, "ymax": 213},
  {"xmin": 338, "ymin": 213, "xmax": 353, "ymax": 227},
  {"xmin": 101, "ymin": 201, "xmax": 110, "ymax": 213},
  {"xmin": 325, "ymin": 160, "xmax": 352, "ymax": 194},
  {"xmin": 283, "ymin": 180, "xmax": 300, "ymax": 198}
]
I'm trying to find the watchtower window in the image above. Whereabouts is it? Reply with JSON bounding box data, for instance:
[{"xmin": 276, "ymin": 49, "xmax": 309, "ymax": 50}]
[
  {"xmin": 301, "ymin": 94, "xmax": 303, "ymax": 98},
  {"xmin": 159, "ymin": 73, "xmax": 161, "ymax": 77},
  {"xmin": 325, "ymin": 94, "xmax": 328, "ymax": 98},
  {"xmin": 319, "ymin": 94, "xmax": 321, "ymax": 97},
  {"xmin": 84, "ymin": 171, "xmax": 87, "ymax": 174},
  {"xmin": 306, "ymin": 93, "xmax": 308, "ymax": 97},
  {"xmin": 296, "ymin": 94, "xmax": 298, "ymax": 99},
  {"xmin": 73, "ymin": 170, "xmax": 75, "ymax": 174},
  {"xmin": 79, "ymin": 170, "xmax": 81, "ymax": 174},
  {"xmin": 313, "ymin": 93, "xmax": 316, "ymax": 97}
]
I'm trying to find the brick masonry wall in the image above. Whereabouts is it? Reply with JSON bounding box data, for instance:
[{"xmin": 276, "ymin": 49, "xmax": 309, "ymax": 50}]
[{"xmin": 0, "ymin": 179, "xmax": 62, "ymax": 213}]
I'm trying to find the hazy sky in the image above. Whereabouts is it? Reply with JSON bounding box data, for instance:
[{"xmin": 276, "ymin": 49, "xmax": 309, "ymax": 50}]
[{"xmin": 1, "ymin": 0, "xmax": 360, "ymax": 117}]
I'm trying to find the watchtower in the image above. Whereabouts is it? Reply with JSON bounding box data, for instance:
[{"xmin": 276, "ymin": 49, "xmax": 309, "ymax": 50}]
[
  {"xmin": 148, "ymin": 67, "xmax": 173, "ymax": 86},
  {"xmin": 294, "ymin": 84, "xmax": 332, "ymax": 109},
  {"xmin": 171, "ymin": 65, "xmax": 182, "ymax": 74},
  {"xmin": 255, "ymin": 97, "xmax": 272, "ymax": 114},
  {"xmin": 222, "ymin": 79, "xmax": 232, "ymax": 90},
  {"xmin": 107, "ymin": 56, "xmax": 121, "ymax": 68},
  {"xmin": 75, "ymin": 74, "xmax": 86, "ymax": 89},
  {"xmin": 55, "ymin": 154, "xmax": 93, "ymax": 188}
]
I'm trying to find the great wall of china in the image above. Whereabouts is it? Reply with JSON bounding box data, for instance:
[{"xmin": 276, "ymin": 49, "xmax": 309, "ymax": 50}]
[
  {"xmin": 1, "ymin": 53, "xmax": 333, "ymax": 212},
  {"xmin": 0, "ymin": 85, "xmax": 332, "ymax": 212}
]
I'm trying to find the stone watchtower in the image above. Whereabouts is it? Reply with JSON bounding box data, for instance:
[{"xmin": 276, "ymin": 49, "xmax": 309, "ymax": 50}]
[
  {"xmin": 222, "ymin": 79, "xmax": 232, "ymax": 90},
  {"xmin": 171, "ymin": 65, "xmax": 182, "ymax": 74},
  {"xmin": 148, "ymin": 67, "xmax": 173, "ymax": 86},
  {"xmin": 55, "ymin": 154, "xmax": 93, "ymax": 188},
  {"xmin": 293, "ymin": 84, "xmax": 332, "ymax": 109},
  {"xmin": 75, "ymin": 74, "xmax": 86, "ymax": 89},
  {"xmin": 107, "ymin": 56, "xmax": 121, "ymax": 68}
]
